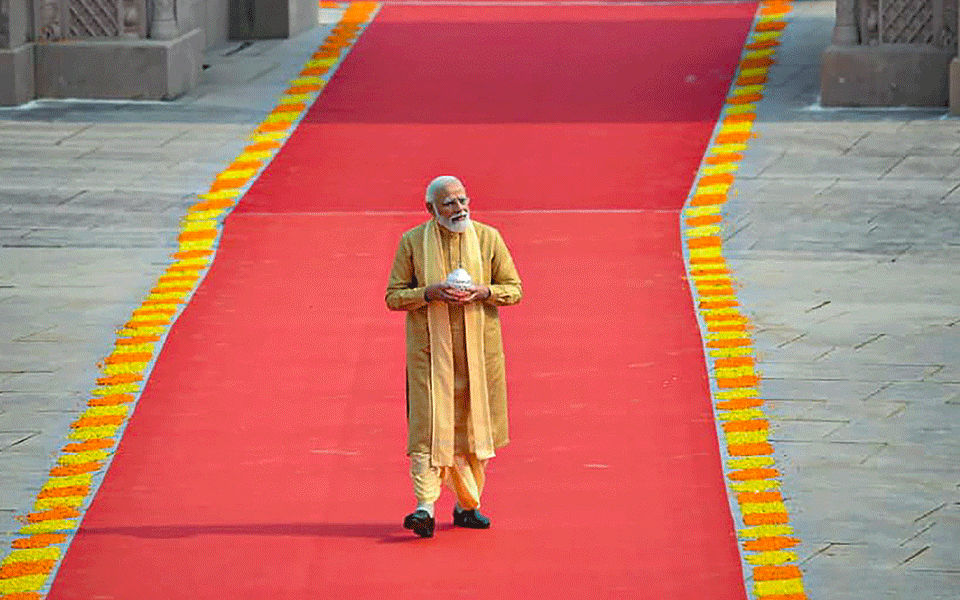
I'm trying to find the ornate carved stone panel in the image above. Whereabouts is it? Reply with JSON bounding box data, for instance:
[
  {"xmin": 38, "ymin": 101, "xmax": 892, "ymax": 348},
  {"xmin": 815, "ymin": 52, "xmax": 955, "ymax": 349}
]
[
  {"xmin": 123, "ymin": 0, "xmax": 147, "ymax": 37},
  {"xmin": 834, "ymin": 0, "xmax": 957, "ymax": 50},
  {"xmin": 871, "ymin": 0, "xmax": 957, "ymax": 48},
  {"xmin": 35, "ymin": 0, "xmax": 66, "ymax": 41},
  {"xmin": 33, "ymin": 0, "xmax": 147, "ymax": 40},
  {"xmin": 68, "ymin": 0, "xmax": 122, "ymax": 38},
  {"xmin": 1, "ymin": 0, "xmax": 10, "ymax": 48}
]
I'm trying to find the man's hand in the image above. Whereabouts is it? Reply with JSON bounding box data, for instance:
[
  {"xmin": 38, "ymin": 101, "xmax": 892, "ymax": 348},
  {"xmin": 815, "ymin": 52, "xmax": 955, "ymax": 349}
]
[
  {"xmin": 425, "ymin": 284, "xmax": 469, "ymax": 304},
  {"xmin": 452, "ymin": 285, "xmax": 491, "ymax": 305},
  {"xmin": 425, "ymin": 284, "xmax": 491, "ymax": 305}
]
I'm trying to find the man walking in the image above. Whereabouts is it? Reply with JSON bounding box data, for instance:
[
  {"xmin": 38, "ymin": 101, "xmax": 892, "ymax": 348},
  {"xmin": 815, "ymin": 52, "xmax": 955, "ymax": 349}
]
[{"xmin": 385, "ymin": 176, "xmax": 522, "ymax": 538}]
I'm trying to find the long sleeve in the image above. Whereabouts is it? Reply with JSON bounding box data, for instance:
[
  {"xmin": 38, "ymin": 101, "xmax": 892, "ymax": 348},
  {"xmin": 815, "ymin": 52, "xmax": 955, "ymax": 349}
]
[
  {"xmin": 385, "ymin": 234, "xmax": 428, "ymax": 311},
  {"xmin": 485, "ymin": 229, "xmax": 522, "ymax": 307}
]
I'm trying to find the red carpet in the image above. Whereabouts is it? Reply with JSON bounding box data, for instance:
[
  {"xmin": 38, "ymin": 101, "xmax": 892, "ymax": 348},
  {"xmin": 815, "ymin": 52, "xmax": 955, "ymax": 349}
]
[{"xmin": 48, "ymin": 4, "xmax": 757, "ymax": 599}]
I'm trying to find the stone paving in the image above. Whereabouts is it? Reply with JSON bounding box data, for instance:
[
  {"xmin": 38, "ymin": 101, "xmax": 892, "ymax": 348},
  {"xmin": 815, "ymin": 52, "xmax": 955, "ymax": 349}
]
[
  {"xmin": 0, "ymin": 2, "xmax": 958, "ymax": 599},
  {"xmin": 728, "ymin": 2, "xmax": 960, "ymax": 598},
  {"xmin": 0, "ymin": 12, "xmax": 342, "ymax": 552}
]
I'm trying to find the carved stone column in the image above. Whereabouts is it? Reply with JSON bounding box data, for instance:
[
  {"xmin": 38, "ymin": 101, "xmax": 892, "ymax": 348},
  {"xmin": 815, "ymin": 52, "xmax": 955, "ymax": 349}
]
[
  {"xmin": 123, "ymin": 0, "xmax": 148, "ymax": 38},
  {"xmin": 951, "ymin": 0, "xmax": 960, "ymax": 113},
  {"xmin": 1, "ymin": 0, "xmax": 36, "ymax": 105},
  {"xmin": 35, "ymin": 0, "xmax": 65, "ymax": 41},
  {"xmin": 1, "ymin": 0, "xmax": 10, "ymax": 48},
  {"xmin": 150, "ymin": 0, "xmax": 178, "ymax": 39},
  {"xmin": 832, "ymin": 0, "xmax": 860, "ymax": 44}
]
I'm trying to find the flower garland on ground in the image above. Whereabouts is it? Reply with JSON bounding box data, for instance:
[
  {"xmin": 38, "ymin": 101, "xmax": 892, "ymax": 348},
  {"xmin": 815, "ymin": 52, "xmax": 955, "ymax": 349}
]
[
  {"xmin": 0, "ymin": 3, "xmax": 378, "ymax": 598},
  {"xmin": 682, "ymin": 2, "xmax": 807, "ymax": 600}
]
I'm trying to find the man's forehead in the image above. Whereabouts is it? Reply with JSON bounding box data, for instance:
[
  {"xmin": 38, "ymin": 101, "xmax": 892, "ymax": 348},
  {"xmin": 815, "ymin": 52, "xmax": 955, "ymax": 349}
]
[{"xmin": 440, "ymin": 183, "xmax": 466, "ymax": 197}]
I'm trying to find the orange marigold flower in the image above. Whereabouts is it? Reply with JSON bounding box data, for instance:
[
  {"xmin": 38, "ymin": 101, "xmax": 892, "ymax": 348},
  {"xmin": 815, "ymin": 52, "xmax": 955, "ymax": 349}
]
[
  {"xmin": 88, "ymin": 394, "xmax": 135, "ymax": 407},
  {"xmin": 72, "ymin": 415, "xmax": 124, "ymax": 429},
  {"xmin": 737, "ymin": 490, "xmax": 783, "ymax": 503},
  {"xmin": 728, "ymin": 467, "xmax": 779, "ymax": 481},
  {"xmin": 287, "ymin": 84, "xmax": 323, "ymax": 95},
  {"xmin": 728, "ymin": 93, "xmax": 763, "ymax": 104},
  {"xmin": 753, "ymin": 565, "xmax": 802, "ymax": 580},
  {"xmin": 690, "ymin": 194, "xmax": 727, "ymax": 207},
  {"xmin": 717, "ymin": 397, "xmax": 763, "ymax": 410},
  {"xmin": 178, "ymin": 230, "xmax": 217, "ymax": 243},
  {"xmin": 707, "ymin": 338, "xmax": 752, "ymax": 348},
  {"xmin": 27, "ymin": 506, "xmax": 80, "ymax": 523},
  {"xmin": 687, "ymin": 236, "xmax": 722, "ymax": 249},
  {"xmin": 705, "ymin": 153, "xmax": 743, "ymax": 165},
  {"xmin": 11, "ymin": 533, "xmax": 68, "ymax": 549},
  {"xmin": 716, "ymin": 132, "xmax": 751, "ymax": 144},
  {"xmin": 743, "ymin": 536, "xmax": 801, "ymax": 552},
  {"xmin": 189, "ymin": 200, "xmax": 234, "ymax": 213},
  {"xmin": 0, "ymin": 559, "xmax": 56, "ymax": 579},
  {"xmin": 300, "ymin": 66, "xmax": 330, "ymax": 77},
  {"xmin": 63, "ymin": 439, "xmax": 114, "ymax": 453},
  {"xmin": 103, "ymin": 352, "xmax": 152, "ymax": 364},
  {"xmin": 699, "ymin": 299, "xmax": 739, "ymax": 309},
  {"xmin": 715, "ymin": 356, "xmax": 754, "ymax": 368},
  {"xmin": 743, "ymin": 512, "xmax": 790, "ymax": 526},
  {"xmin": 722, "ymin": 419, "xmax": 769, "ymax": 432},
  {"xmin": 728, "ymin": 442, "xmax": 774, "ymax": 456},
  {"xmin": 96, "ymin": 373, "xmax": 144, "ymax": 385},
  {"xmin": 686, "ymin": 215, "xmax": 722, "ymax": 227},
  {"xmin": 50, "ymin": 461, "xmax": 102, "ymax": 477},
  {"xmin": 717, "ymin": 375, "xmax": 761, "ymax": 388},
  {"xmin": 37, "ymin": 485, "xmax": 89, "ymax": 499},
  {"xmin": 746, "ymin": 39, "xmax": 780, "ymax": 50}
]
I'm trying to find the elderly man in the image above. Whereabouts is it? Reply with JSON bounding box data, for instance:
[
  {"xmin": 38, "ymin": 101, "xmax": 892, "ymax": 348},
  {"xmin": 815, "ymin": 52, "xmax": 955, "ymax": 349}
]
[{"xmin": 385, "ymin": 175, "xmax": 522, "ymax": 538}]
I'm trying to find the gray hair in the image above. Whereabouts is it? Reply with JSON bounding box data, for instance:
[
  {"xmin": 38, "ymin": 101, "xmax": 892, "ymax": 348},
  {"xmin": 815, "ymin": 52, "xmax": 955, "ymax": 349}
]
[{"xmin": 425, "ymin": 175, "xmax": 463, "ymax": 205}]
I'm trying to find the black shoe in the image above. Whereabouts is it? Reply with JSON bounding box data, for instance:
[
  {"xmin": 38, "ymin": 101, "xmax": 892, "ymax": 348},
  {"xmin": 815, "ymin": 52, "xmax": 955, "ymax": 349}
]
[
  {"xmin": 403, "ymin": 509, "xmax": 435, "ymax": 538},
  {"xmin": 453, "ymin": 508, "xmax": 490, "ymax": 529}
]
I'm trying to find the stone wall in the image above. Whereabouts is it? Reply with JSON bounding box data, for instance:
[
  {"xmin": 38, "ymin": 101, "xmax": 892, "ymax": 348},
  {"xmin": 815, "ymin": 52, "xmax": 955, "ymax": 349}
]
[
  {"xmin": 0, "ymin": 0, "xmax": 318, "ymax": 105},
  {"xmin": 822, "ymin": 0, "xmax": 960, "ymax": 110}
]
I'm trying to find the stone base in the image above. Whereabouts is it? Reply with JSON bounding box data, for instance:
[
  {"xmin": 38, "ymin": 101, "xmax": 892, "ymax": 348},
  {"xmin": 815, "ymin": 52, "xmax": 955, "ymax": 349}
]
[
  {"xmin": 821, "ymin": 44, "xmax": 954, "ymax": 107},
  {"xmin": 229, "ymin": 0, "xmax": 318, "ymax": 39},
  {"xmin": 0, "ymin": 44, "xmax": 36, "ymax": 106},
  {"xmin": 34, "ymin": 29, "xmax": 203, "ymax": 101},
  {"xmin": 950, "ymin": 57, "xmax": 960, "ymax": 116}
]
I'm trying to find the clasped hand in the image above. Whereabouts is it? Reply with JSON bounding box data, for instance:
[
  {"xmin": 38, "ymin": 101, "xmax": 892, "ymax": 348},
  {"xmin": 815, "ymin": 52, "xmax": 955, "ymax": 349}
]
[{"xmin": 425, "ymin": 284, "xmax": 490, "ymax": 305}]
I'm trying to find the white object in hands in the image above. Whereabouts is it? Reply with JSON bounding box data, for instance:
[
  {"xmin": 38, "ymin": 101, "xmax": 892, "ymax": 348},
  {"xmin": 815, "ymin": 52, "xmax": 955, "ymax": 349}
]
[{"xmin": 446, "ymin": 268, "xmax": 474, "ymax": 291}]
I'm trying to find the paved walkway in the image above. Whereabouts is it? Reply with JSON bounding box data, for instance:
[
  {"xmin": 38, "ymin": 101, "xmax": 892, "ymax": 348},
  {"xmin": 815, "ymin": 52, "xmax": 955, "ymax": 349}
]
[
  {"xmin": 0, "ymin": 2, "xmax": 957, "ymax": 599},
  {"xmin": 0, "ymin": 8, "xmax": 342, "ymax": 551},
  {"xmin": 728, "ymin": 2, "xmax": 960, "ymax": 598}
]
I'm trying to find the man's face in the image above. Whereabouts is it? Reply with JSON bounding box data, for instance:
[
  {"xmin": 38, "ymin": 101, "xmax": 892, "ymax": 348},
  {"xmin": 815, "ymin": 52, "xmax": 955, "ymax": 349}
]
[{"xmin": 429, "ymin": 182, "xmax": 471, "ymax": 230}]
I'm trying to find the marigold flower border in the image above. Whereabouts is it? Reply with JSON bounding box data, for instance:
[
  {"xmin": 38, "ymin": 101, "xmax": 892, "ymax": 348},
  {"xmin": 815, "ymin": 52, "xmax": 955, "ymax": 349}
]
[
  {"xmin": 0, "ymin": 3, "xmax": 379, "ymax": 598},
  {"xmin": 680, "ymin": 2, "xmax": 807, "ymax": 600}
]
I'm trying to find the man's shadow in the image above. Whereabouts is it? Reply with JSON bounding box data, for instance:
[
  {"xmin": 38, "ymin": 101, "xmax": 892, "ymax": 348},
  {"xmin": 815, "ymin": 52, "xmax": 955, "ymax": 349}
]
[{"xmin": 80, "ymin": 522, "xmax": 454, "ymax": 544}]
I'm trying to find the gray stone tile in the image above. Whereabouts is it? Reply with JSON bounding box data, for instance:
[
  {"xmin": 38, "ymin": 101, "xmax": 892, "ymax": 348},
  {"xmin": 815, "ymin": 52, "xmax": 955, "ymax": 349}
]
[
  {"xmin": 766, "ymin": 398, "xmax": 907, "ymax": 421},
  {"xmin": 0, "ymin": 431, "xmax": 37, "ymax": 451},
  {"xmin": 867, "ymin": 381, "xmax": 960, "ymax": 403},
  {"xmin": 770, "ymin": 419, "xmax": 847, "ymax": 441},
  {"xmin": 884, "ymin": 156, "xmax": 960, "ymax": 179},
  {"xmin": 759, "ymin": 153, "xmax": 903, "ymax": 179},
  {"xmin": 760, "ymin": 378, "xmax": 886, "ymax": 402},
  {"xmin": 759, "ymin": 362, "xmax": 939, "ymax": 382},
  {"xmin": 818, "ymin": 178, "xmax": 958, "ymax": 204},
  {"xmin": 848, "ymin": 132, "xmax": 960, "ymax": 157}
]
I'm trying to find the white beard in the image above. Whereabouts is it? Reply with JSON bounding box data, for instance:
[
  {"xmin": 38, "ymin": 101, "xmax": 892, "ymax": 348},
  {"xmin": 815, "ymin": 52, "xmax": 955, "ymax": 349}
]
[{"xmin": 437, "ymin": 211, "xmax": 471, "ymax": 233}]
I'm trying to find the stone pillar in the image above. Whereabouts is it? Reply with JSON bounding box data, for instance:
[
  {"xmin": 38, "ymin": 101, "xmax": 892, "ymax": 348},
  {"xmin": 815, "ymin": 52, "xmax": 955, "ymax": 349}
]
[
  {"xmin": 832, "ymin": 0, "xmax": 859, "ymax": 45},
  {"xmin": 229, "ymin": 0, "xmax": 317, "ymax": 40},
  {"xmin": 822, "ymin": 0, "xmax": 958, "ymax": 107},
  {"xmin": 150, "ymin": 0, "xmax": 178, "ymax": 40},
  {"xmin": 951, "ymin": 5, "xmax": 960, "ymax": 114},
  {"xmin": 0, "ymin": 0, "xmax": 35, "ymax": 105}
]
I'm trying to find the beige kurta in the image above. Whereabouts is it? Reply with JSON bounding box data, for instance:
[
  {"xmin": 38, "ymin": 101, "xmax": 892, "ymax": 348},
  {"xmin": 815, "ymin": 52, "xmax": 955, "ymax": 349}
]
[{"xmin": 386, "ymin": 219, "xmax": 522, "ymax": 464}]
